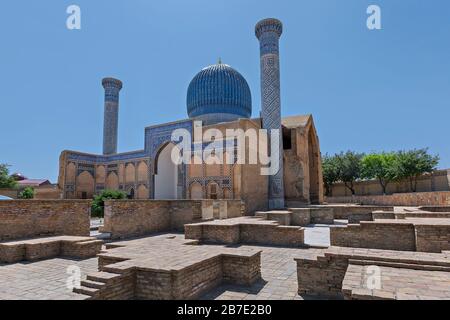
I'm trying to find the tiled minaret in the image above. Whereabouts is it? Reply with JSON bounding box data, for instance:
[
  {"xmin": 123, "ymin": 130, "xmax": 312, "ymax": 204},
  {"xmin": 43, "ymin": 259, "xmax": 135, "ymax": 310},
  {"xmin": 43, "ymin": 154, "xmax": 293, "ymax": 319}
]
[
  {"xmin": 255, "ymin": 18, "xmax": 285, "ymax": 209},
  {"xmin": 102, "ymin": 77, "xmax": 123, "ymax": 155}
]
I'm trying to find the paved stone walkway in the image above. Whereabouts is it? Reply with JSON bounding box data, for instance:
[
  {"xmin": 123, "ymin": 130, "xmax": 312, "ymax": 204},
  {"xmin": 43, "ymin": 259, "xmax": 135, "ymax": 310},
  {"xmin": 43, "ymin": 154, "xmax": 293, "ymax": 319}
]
[
  {"xmin": 201, "ymin": 245, "xmax": 326, "ymax": 300},
  {"xmin": 0, "ymin": 231, "xmax": 330, "ymax": 300},
  {"xmin": 0, "ymin": 258, "xmax": 97, "ymax": 300}
]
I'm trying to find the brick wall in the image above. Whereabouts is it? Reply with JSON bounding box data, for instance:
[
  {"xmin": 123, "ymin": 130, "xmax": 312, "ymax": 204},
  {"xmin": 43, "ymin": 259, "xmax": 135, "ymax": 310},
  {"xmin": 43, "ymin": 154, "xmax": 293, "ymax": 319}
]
[
  {"xmin": 0, "ymin": 189, "xmax": 18, "ymax": 199},
  {"xmin": 326, "ymin": 192, "xmax": 450, "ymax": 207},
  {"xmin": 34, "ymin": 186, "xmax": 63, "ymax": 200},
  {"xmin": 186, "ymin": 222, "xmax": 305, "ymax": 247},
  {"xmin": 415, "ymin": 225, "xmax": 450, "ymax": 253},
  {"xmin": 330, "ymin": 222, "xmax": 416, "ymax": 251},
  {"xmin": 240, "ymin": 224, "xmax": 305, "ymax": 246},
  {"xmin": 0, "ymin": 200, "xmax": 91, "ymax": 241},
  {"xmin": 331, "ymin": 221, "xmax": 450, "ymax": 253},
  {"xmin": 312, "ymin": 205, "xmax": 394, "ymax": 220},
  {"xmin": 103, "ymin": 199, "xmax": 244, "ymax": 240},
  {"xmin": 89, "ymin": 251, "xmax": 261, "ymax": 300},
  {"xmin": 330, "ymin": 169, "xmax": 450, "ymax": 197}
]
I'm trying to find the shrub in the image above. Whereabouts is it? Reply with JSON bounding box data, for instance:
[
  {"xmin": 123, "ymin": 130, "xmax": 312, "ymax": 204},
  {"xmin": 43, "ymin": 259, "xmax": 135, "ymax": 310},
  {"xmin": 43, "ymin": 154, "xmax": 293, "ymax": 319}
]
[
  {"xmin": 92, "ymin": 190, "xmax": 127, "ymax": 218},
  {"xmin": 18, "ymin": 187, "xmax": 34, "ymax": 199}
]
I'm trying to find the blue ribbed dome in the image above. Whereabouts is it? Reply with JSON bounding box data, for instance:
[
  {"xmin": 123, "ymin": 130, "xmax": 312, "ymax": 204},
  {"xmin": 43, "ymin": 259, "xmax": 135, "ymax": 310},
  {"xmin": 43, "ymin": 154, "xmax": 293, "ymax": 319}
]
[{"xmin": 187, "ymin": 63, "xmax": 252, "ymax": 125}]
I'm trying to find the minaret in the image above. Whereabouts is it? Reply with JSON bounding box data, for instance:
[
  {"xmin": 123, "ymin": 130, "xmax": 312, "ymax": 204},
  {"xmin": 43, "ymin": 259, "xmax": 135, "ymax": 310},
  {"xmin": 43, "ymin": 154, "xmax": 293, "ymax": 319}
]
[
  {"xmin": 255, "ymin": 18, "xmax": 285, "ymax": 209},
  {"xmin": 102, "ymin": 77, "xmax": 123, "ymax": 155}
]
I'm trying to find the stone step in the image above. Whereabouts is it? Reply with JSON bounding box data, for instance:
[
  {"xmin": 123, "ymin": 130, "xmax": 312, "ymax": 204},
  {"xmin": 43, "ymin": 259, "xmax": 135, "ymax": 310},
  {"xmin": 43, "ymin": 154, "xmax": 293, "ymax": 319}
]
[
  {"xmin": 73, "ymin": 285, "xmax": 99, "ymax": 297},
  {"xmin": 76, "ymin": 239, "xmax": 103, "ymax": 246},
  {"xmin": 81, "ymin": 279, "xmax": 105, "ymax": 289},
  {"xmin": 95, "ymin": 232, "xmax": 112, "ymax": 241},
  {"xmin": 87, "ymin": 271, "xmax": 121, "ymax": 283},
  {"xmin": 349, "ymin": 259, "xmax": 450, "ymax": 272}
]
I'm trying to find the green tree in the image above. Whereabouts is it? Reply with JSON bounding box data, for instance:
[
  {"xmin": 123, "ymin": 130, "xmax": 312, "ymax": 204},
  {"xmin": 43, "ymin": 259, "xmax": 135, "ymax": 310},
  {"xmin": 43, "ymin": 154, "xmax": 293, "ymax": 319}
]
[
  {"xmin": 394, "ymin": 148, "xmax": 439, "ymax": 192},
  {"xmin": 0, "ymin": 164, "xmax": 17, "ymax": 189},
  {"xmin": 336, "ymin": 151, "xmax": 364, "ymax": 195},
  {"xmin": 322, "ymin": 154, "xmax": 340, "ymax": 197},
  {"xmin": 18, "ymin": 187, "xmax": 34, "ymax": 199},
  {"xmin": 361, "ymin": 153, "xmax": 397, "ymax": 195},
  {"xmin": 92, "ymin": 190, "xmax": 127, "ymax": 218}
]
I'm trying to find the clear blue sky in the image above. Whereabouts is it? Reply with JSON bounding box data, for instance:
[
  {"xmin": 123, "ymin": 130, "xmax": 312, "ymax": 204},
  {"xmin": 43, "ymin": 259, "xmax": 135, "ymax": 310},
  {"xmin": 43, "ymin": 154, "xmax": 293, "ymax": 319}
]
[{"xmin": 1, "ymin": 0, "xmax": 449, "ymax": 182}]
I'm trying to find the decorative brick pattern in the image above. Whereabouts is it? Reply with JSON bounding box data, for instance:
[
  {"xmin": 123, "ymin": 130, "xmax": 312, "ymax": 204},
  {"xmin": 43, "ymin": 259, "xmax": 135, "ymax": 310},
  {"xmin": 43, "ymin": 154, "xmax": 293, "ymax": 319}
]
[
  {"xmin": 102, "ymin": 78, "xmax": 123, "ymax": 156},
  {"xmin": 255, "ymin": 18, "xmax": 285, "ymax": 209}
]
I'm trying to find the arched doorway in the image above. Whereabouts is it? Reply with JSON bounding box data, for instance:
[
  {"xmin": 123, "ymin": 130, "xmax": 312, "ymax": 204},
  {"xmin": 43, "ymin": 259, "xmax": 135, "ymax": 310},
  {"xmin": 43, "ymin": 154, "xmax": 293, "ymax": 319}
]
[{"xmin": 154, "ymin": 143, "xmax": 179, "ymax": 199}]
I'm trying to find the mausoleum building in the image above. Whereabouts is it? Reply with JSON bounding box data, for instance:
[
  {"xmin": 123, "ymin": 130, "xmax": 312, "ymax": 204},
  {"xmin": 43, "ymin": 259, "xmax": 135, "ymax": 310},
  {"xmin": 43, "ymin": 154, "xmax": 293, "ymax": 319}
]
[{"xmin": 57, "ymin": 18, "xmax": 324, "ymax": 212}]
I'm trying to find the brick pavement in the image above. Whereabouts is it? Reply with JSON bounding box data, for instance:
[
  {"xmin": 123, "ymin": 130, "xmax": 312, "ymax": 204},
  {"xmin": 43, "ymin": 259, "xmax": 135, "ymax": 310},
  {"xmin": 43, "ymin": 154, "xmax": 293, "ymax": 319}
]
[
  {"xmin": 0, "ymin": 233, "xmax": 327, "ymax": 300},
  {"xmin": 0, "ymin": 257, "xmax": 98, "ymax": 300}
]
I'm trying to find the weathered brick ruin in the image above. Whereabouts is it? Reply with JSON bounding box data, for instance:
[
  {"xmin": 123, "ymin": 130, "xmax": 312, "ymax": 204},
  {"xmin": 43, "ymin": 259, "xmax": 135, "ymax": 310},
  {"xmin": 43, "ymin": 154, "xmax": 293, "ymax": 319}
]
[
  {"xmin": 330, "ymin": 218, "xmax": 450, "ymax": 253},
  {"xmin": 295, "ymin": 247, "xmax": 450, "ymax": 299},
  {"xmin": 1, "ymin": 198, "xmax": 450, "ymax": 300},
  {"xmin": 0, "ymin": 236, "xmax": 102, "ymax": 263},
  {"xmin": 0, "ymin": 200, "xmax": 91, "ymax": 240},
  {"xmin": 185, "ymin": 217, "xmax": 305, "ymax": 247},
  {"xmin": 75, "ymin": 235, "xmax": 261, "ymax": 300}
]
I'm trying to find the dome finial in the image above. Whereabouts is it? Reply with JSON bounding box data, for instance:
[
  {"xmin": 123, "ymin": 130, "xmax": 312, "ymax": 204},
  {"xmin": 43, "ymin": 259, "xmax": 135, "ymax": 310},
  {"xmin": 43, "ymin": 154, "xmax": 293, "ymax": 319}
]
[{"xmin": 218, "ymin": 57, "xmax": 222, "ymax": 65}]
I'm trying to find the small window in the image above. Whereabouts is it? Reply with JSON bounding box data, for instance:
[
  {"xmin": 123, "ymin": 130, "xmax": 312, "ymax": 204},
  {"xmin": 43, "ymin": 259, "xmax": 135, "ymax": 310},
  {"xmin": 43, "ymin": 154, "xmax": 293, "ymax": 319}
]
[
  {"xmin": 283, "ymin": 128, "xmax": 292, "ymax": 150},
  {"xmin": 209, "ymin": 184, "xmax": 218, "ymax": 199}
]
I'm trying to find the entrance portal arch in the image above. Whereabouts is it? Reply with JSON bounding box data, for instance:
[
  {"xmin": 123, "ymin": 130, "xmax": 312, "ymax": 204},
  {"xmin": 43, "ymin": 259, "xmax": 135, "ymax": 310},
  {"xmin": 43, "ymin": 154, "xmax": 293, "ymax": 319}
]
[{"xmin": 154, "ymin": 143, "xmax": 179, "ymax": 199}]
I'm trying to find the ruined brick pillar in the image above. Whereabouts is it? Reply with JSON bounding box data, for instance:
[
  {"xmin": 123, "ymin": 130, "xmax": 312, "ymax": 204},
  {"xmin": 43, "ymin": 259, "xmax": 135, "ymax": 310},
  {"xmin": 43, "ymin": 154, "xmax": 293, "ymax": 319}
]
[
  {"xmin": 102, "ymin": 77, "xmax": 123, "ymax": 155},
  {"xmin": 255, "ymin": 18, "xmax": 285, "ymax": 209}
]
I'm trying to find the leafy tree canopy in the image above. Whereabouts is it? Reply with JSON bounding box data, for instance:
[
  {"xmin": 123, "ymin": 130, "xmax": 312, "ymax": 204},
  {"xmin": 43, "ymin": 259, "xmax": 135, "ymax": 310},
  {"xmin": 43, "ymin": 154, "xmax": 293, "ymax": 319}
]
[
  {"xmin": 0, "ymin": 164, "xmax": 17, "ymax": 189},
  {"xmin": 361, "ymin": 153, "xmax": 397, "ymax": 194},
  {"xmin": 92, "ymin": 190, "xmax": 127, "ymax": 218},
  {"xmin": 335, "ymin": 151, "xmax": 364, "ymax": 195},
  {"xmin": 394, "ymin": 148, "xmax": 439, "ymax": 192},
  {"xmin": 322, "ymin": 154, "xmax": 340, "ymax": 197}
]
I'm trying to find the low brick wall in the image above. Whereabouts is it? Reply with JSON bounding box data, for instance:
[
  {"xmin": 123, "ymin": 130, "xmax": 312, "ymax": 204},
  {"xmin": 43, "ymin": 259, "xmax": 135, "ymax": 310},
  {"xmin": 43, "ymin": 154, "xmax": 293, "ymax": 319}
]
[
  {"xmin": 0, "ymin": 189, "xmax": 18, "ymax": 199},
  {"xmin": 312, "ymin": 205, "xmax": 394, "ymax": 220},
  {"xmin": 259, "ymin": 208, "xmax": 335, "ymax": 227},
  {"xmin": 240, "ymin": 224, "xmax": 305, "ymax": 247},
  {"xmin": 136, "ymin": 257, "xmax": 223, "ymax": 300},
  {"xmin": 103, "ymin": 200, "xmax": 244, "ymax": 240},
  {"xmin": 296, "ymin": 248, "xmax": 450, "ymax": 298},
  {"xmin": 331, "ymin": 220, "xmax": 450, "ymax": 253},
  {"xmin": 330, "ymin": 222, "xmax": 417, "ymax": 251},
  {"xmin": 0, "ymin": 236, "xmax": 102, "ymax": 263},
  {"xmin": 0, "ymin": 200, "xmax": 91, "ymax": 241},
  {"xmin": 185, "ymin": 219, "xmax": 305, "ymax": 247},
  {"xmin": 420, "ymin": 206, "xmax": 450, "ymax": 212},
  {"xmin": 81, "ymin": 251, "xmax": 261, "ymax": 300},
  {"xmin": 326, "ymin": 192, "xmax": 450, "ymax": 207},
  {"xmin": 34, "ymin": 187, "xmax": 63, "ymax": 200},
  {"xmin": 310, "ymin": 208, "xmax": 334, "ymax": 224},
  {"xmin": 415, "ymin": 225, "xmax": 450, "ymax": 253}
]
